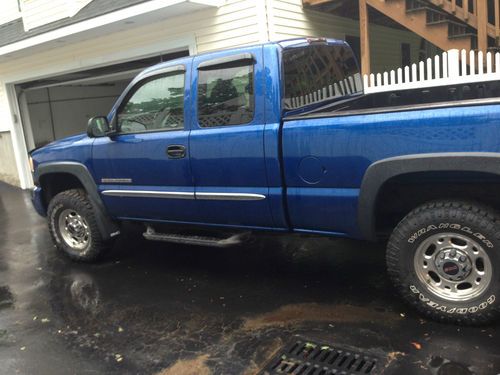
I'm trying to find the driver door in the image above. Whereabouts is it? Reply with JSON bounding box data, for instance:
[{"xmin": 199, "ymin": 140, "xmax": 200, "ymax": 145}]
[{"xmin": 92, "ymin": 63, "xmax": 196, "ymax": 222}]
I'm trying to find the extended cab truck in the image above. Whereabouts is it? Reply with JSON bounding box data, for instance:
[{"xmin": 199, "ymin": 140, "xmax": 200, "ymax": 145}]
[{"xmin": 30, "ymin": 38, "xmax": 500, "ymax": 324}]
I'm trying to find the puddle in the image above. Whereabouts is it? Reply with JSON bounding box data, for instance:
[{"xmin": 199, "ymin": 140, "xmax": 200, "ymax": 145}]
[
  {"xmin": 0, "ymin": 286, "xmax": 14, "ymax": 309},
  {"xmin": 428, "ymin": 356, "xmax": 473, "ymax": 375},
  {"xmin": 242, "ymin": 303, "xmax": 401, "ymax": 330},
  {"xmin": 156, "ymin": 354, "xmax": 211, "ymax": 375}
]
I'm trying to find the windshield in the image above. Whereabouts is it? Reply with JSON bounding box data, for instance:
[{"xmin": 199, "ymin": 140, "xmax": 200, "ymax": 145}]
[{"xmin": 283, "ymin": 43, "xmax": 362, "ymax": 111}]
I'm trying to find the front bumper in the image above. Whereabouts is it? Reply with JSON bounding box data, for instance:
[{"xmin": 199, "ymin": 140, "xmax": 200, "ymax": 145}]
[{"xmin": 31, "ymin": 186, "xmax": 46, "ymax": 217}]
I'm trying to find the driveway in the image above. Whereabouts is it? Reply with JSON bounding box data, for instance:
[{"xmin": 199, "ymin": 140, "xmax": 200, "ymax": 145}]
[{"xmin": 0, "ymin": 182, "xmax": 498, "ymax": 374}]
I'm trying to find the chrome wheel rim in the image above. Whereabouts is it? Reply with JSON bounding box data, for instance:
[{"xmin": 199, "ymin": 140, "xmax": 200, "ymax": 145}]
[
  {"xmin": 413, "ymin": 232, "xmax": 492, "ymax": 302},
  {"xmin": 58, "ymin": 209, "xmax": 90, "ymax": 251}
]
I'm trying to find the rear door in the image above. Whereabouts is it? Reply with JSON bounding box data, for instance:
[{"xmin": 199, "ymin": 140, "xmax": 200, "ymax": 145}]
[
  {"xmin": 189, "ymin": 46, "xmax": 275, "ymax": 228},
  {"xmin": 92, "ymin": 62, "xmax": 197, "ymax": 222}
]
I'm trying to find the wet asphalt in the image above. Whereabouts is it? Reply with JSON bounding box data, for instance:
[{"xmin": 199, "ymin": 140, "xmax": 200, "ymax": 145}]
[{"xmin": 0, "ymin": 181, "xmax": 499, "ymax": 375}]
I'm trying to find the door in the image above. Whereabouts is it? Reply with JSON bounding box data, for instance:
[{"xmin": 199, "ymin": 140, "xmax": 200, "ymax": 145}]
[
  {"xmin": 92, "ymin": 63, "xmax": 197, "ymax": 222},
  {"xmin": 189, "ymin": 47, "xmax": 275, "ymax": 228}
]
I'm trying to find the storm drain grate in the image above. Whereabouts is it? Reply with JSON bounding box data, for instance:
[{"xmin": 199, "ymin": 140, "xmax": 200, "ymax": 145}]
[{"xmin": 261, "ymin": 340, "xmax": 379, "ymax": 375}]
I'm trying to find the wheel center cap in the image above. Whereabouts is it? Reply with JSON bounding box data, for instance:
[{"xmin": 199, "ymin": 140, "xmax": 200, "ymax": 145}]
[
  {"xmin": 442, "ymin": 261, "xmax": 459, "ymax": 275},
  {"xmin": 434, "ymin": 248, "xmax": 472, "ymax": 281}
]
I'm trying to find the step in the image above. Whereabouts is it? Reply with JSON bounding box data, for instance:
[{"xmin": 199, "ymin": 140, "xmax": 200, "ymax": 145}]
[
  {"xmin": 405, "ymin": 0, "xmax": 433, "ymax": 13},
  {"xmin": 448, "ymin": 32, "xmax": 476, "ymax": 40},
  {"xmin": 143, "ymin": 226, "xmax": 249, "ymax": 248}
]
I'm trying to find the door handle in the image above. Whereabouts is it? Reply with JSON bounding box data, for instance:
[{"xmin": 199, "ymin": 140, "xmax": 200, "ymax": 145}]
[{"xmin": 167, "ymin": 145, "xmax": 186, "ymax": 159}]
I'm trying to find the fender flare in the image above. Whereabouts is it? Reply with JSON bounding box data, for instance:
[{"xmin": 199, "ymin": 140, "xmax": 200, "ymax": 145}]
[
  {"xmin": 358, "ymin": 152, "xmax": 500, "ymax": 241},
  {"xmin": 35, "ymin": 162, "xmax": 120, "ymax": 241}
]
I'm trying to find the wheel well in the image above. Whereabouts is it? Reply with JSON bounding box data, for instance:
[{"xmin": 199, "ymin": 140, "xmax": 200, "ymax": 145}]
[
  {"xmin": 375, "ymin": 171, "xmax": 500, "ymax": 237},
  {"xmin": 39, "ymin": 173, "xmax": 85, "ymax": 209}
]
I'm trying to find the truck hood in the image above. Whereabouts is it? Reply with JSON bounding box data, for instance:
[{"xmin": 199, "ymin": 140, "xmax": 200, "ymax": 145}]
[
  {"xmin": 32, "ymin": 133, "xmax": 90, "ymax": 154},
  {"xmin": 31, "ymin": 133, "xmax": 94, "ymax": 167}
]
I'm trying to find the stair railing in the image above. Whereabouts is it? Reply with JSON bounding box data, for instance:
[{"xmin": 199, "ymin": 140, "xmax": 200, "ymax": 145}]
[{"xmin": 433, "ymin": 0, "xmax": 497, "ymax": 47}]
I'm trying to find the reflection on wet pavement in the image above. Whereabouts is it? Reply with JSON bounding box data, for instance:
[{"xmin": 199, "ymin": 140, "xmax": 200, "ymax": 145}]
[{"xmin": 0, "ymin": 182, "xmax": 499, "ymax": 374}]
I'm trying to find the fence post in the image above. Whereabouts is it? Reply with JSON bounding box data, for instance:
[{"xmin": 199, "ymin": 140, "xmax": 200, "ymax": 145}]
[
  {"xmin": 447, "ymin": 49, "xmax": 460, "ymax": 80},
  {"xmin": 478, "ymin": 51, "xmax": 484, "ymax": 75},
  {"xmin": 461, "ymin": 49, "xmax": 467, "ymax": 76}
]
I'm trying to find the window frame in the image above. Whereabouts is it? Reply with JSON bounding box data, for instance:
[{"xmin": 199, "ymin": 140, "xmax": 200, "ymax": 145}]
[
  {"xmin": 196, "ymin": 54, "xmax": 256, "ymax": 129},
  {"xmin": 115, "ymin": 65, "xmax": 186, "ymax": 135}
]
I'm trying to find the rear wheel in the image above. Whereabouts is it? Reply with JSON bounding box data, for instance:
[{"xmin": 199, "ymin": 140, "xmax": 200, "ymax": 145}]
[
  {"xmin": 47, "ymin": 189, "xmax": 110, "ymax": 262},
  {"xmin": 387, "ymin": 200, "xmax": 500, "ymax": 325}
]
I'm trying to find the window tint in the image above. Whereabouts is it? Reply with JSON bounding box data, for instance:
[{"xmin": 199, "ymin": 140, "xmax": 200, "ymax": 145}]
[
  {"xmin": 118, "ymin": 73, "xmax": 184, "ymax": 133},
  {"xmin": 283, "ymin": 44, "xmax": 362, "ymax": 110},
  {"xmin": 197, "ymin": 63, "xmax": 254, "ymax": 127}
]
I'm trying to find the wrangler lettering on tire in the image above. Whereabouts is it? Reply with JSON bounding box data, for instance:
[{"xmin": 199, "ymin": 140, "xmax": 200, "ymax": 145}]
[{"xmin": 387, "ymin": 200, "xmax": 500, "ymax": 325}]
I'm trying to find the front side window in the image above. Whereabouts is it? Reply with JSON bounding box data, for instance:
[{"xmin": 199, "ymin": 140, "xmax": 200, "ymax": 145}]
[
  {"xmin": 118, "ymin": 73, "xmax": 184, "ymax": 133},
  {"xmin": 197, "ymin": 63, "xmax": 254, "ymax": 127}
]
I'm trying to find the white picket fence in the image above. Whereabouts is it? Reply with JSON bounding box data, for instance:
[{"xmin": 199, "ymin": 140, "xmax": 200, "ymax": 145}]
[
  {"xmin": 285, "ymin": 73, "xmax": 363, "ymax": 109},
  {"xmin": 364, "ymin": 49, "xmax": 500, "ymax": 94},
  {"xmin": 285, "ymin": 49, "xmax": 500, "ymax": 108}
]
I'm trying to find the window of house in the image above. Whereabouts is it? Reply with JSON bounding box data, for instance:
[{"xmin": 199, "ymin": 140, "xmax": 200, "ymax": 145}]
[
  {"xmin": 117, "ymin": 72, "xmax": 184, "ymax": 134},
  {"xmin": 197, "ymin": 61, "xmax": 254, "ymax": 127}
]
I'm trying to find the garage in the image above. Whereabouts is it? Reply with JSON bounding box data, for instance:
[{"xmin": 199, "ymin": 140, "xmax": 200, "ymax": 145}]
[{"xmin": 17, "ymin": 50, "xmax": 189, "ymax": 150}]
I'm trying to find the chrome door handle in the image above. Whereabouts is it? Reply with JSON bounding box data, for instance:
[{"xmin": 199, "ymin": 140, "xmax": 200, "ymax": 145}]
[{"xmin": 166, "ymin": 145, "xmax": 186, "ymax": 159}]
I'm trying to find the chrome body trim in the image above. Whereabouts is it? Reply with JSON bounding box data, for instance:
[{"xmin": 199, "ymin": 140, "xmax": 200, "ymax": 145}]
[
  {"xmin": 100, "ymin": 190, "xmax": 266, "ymax": 201},
  {"xmin": 101, "ymin": 190, "xmax": 195, "ymax": 199},
  {"xmin": 195, "ymin": 192, "xmax": 266, "ymax": 201}
]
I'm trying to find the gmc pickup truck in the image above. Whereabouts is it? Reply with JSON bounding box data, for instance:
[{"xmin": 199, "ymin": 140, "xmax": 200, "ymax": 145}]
[{"xmin": 30, "ymin": 38, "xmax": 500, "ymax": 324}]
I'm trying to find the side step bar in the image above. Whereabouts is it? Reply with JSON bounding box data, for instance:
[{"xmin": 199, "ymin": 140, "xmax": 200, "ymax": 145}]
[{"xmin": 143, "ymin": 226, "xmax": 249, "ymax": 248}]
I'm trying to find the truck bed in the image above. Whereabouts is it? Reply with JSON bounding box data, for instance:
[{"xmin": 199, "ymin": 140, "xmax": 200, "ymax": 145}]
[
  {"xmin": 288, "ymin": 80, "xmax": 500, "ymax": 120},
  {"xmin": 281, "ymin": 80, "xmax": 500, "ymax": 238}
]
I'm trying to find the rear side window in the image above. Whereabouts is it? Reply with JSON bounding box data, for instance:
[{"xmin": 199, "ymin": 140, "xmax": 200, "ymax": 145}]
[
  {"xmin": 197, "ymin": 61, "xmax": 254, "ymax": 127},
  {"xmin": 283, "ymin": 44, "xmax": 362, "ymax": 110},
  {"xmin": 118, "ymin": 72, "xmax": 184, "ymax": 133}
]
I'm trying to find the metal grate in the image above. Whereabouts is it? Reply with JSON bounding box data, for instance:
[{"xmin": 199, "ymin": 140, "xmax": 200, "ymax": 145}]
[{"xmin": 261, "ymin": 340, "xmax": 379, "ymax": 375}]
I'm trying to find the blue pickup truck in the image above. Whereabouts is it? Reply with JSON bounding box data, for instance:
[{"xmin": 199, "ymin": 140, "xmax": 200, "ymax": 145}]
[{"xmin": 30, "ymin": 38, "xmax": 500, "ymax": 324}]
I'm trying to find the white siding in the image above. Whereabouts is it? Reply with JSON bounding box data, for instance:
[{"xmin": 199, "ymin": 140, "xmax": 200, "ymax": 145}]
[
  {"xmin": 20, "ymin": 0, "xmax": 70, "ymax": 31},
  {"xmin": 0, "ymin": 85, "xmax": 10, "ymax": 132},
  {"xmin": 195, "ymin": 0, "xmax": 263, "ymax": 52},
  {"xmin": 0, "ymin": 0, "xmax": 22, "ymax": 25},
  {"xmin": 69, "ymin": 0, "xmax": 94, "ymax": 17},
  {"xmin": 20, "ymin": 0, "xmax": 94, "ymax": 31},
  {"xmin": 268, "ymin": 0, "xmax": 422, "ymax": 73},
  {"xmin": 0, "ymin": 131, "xmax": 20, "ymax": 186}
]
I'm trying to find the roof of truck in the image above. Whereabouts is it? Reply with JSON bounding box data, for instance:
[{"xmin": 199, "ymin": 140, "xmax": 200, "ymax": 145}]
[{"xmin": 137, "ymin": 37, "xmax": 347, "ymax": 79}]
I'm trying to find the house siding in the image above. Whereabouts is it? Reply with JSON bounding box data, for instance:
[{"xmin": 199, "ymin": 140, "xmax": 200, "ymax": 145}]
[
  {"xmin": 0, "ymin": 0, "xmax": 21, "ymax": 26},
  {"xmin": 0, "ymin": 131, "xmax": 20, "ymax": 186},
  {"xmin": 19, "ymin": 0, "xmax": 95, "ymax": 31},
  {"xmin": 20, "ymin": 0, "xmax": 70, "ymax": 31}
]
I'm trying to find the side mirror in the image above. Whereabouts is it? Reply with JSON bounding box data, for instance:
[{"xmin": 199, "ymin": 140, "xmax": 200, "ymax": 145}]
[{"xmin": 87, "ymin": 116, "xmax": 112, "ymax": 138}]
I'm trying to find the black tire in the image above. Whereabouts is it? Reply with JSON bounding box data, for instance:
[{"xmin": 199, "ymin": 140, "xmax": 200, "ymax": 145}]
[
  {"xmin": 387, "ymin": 200, "xmax": 500, "ymax": 325},
  {"xmin": 47, "ymin": 189, "xmax": 109, "ymax": 262}
]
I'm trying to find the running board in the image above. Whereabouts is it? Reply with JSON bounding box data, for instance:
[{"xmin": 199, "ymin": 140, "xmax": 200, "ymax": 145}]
[{"xmin": 142, "ymin": 226, "xmax": 249, "ymax": 248}]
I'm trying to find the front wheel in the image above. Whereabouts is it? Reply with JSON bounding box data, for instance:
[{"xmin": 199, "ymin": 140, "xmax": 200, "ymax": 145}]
[
  {"xmin": 47, "ymin": 189, "xmax": 110, "ymax": 262},
  {"xmin": 387, "ymin": 200, "xmax": 500, "ymax": 325}
]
